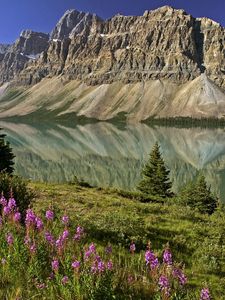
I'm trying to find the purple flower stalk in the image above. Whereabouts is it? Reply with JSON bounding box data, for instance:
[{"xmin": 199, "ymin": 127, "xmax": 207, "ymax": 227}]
[
  {"xmin": 200, "ymin": 288, "xmax": 211, "ymax": 300},
  {"xmin": 13, "ymin": 212, "xmax": 21, "ymax": 223},
  {"xmin": 130, "ymin": 242, "xmax": 136, "ymax": 253},
  {"xmin": 25, "ymin": 209, "xmax": 36, "ymax": 227},
  {"xmin": 46, "ymin": 210, "xmax": 54, "ymax": 221},
  {"xmin": 74, "ymin": 226, "xmax": 84, "ymax": 241},
  {"xmin": 72, "ymin": 260, "xmax": 80, "ymax": 270},
  {"xmin": 8, "ymin": 198, "xmax": 16, "ymax": 210},
  {"xmin": 62, "ymin": 229, "xmax": 69, "ymax": 240},
  {"xmin": 3, "ymin": 206, "xmax": 11, "ymax": 216},
  {"xmin": 45, "ymin": 231, "xmax": 54, "ymax": 245},
  {"xmin": 159, "ymin": 275, "xmax": 170, "ymax": 296},
  {"xmin": 30, "ymin": 243, "xmax": 37, "ymax": 254},
  {"xmin": 97, "ymin": 260, "xmax": 105, "ymax": 273},
  {"xmin": 107, "ymin": 260, "xmax": 113, "ymax": 270},
  {"xmin": 6, "ymin": 233, "xmax": 14, "ymax": 246},
  {"xmin": 172, "ymin": 268, "xmax": 187, "ymax": 286},
  {"xmin": 62, "ymin": 276, "xmax": 69, "ymax": 285},
  {"xmin": 84, "ymin": 250, "xmax": 91, "ymax": 260},
  {"xmin": 62, "ymin": 215, "xmax": 69, "ymax": 226},
  {"xmin": 163, "ymin": 248, "xmax": 173, "ymax": 265},
  {"xmin": 51, "ymin": 259, "xmax": 59, "ymax": 272},
  {"xmin": 0, "ymin": 195, "xmax": 7, "ymax": 206},
  {"xmin": 36, "ymin": 217, "xmax": 44, "ymax": 231},
  {"xmin": 145, "ymin": 250, "xmax": 159, "ymax": 270},
  {"xmin": 89, "ymin": 243, "xmax": 96, "ymax": 254}
]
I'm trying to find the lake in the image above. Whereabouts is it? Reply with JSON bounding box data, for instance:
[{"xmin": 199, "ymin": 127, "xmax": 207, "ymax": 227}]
[{"xmin": 1, "ymin": 120, "xmax": 225, "ymax": 201}]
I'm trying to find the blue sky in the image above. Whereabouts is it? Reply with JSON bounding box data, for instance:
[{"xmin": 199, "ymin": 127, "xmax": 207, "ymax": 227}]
[{"xmin": 0, "ymin": 0, "xmax": 224, "ymax": 44}]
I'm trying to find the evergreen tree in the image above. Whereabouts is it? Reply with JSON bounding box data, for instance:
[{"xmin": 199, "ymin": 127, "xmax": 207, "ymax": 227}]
[
  {"xmin": 180, "ymin": 175, "xmax": 217, "ymax": 214},
  {"xmin": 0, "ymin": 128, "xmax": 15, "ymax": 174},
  {"xmin": 137, "ymin": 142, "xmax": 172, "ymax": 198}
]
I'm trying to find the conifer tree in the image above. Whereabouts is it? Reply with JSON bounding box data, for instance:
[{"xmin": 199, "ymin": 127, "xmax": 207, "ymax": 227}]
[
  {"xmin": 180, "ymin": 174, "xmax": 217, "ymax": 214},
  {"xmin": 0, "ymin": 128, "xmax": 15, "ymax": 174},
  {"xmin": 137, "ymin": 142, "xmax": 172, "ymax": 198}
]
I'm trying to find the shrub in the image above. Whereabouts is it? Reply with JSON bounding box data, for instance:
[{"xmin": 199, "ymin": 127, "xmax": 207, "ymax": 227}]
[
  {"xmin": 179, "ymin": 175, "xmax": 217, "ymax": 214},
  {"xmin": 0, "ymin": 172, "xmax": 34, "ymax": 217},
  {"xmin": 0, "ymin": 128, "xmax": 15, "ymax": 174}
]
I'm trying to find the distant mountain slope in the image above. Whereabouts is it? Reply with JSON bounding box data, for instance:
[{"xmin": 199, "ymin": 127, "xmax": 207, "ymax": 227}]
[
  {"xmin": 0, "ymin": 6, "xmax": 224, "ymax": 121},
  {"xmin": 0, "ymin": 75, "xmax": 225, "ymax": 121}
]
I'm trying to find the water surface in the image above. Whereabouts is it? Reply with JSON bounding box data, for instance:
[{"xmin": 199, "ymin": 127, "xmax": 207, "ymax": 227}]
[{"xmin": 1, "ymin": 121, "xmax": 225, "ymax": 201}]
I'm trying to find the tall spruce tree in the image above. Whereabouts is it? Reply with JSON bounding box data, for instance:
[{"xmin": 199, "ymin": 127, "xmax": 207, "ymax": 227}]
[
  {"xmin": 137, "ymin": 142, "xmax": 172, "ymax": 197},
  {"xmin": 0, "ymin": 128, "xmax": 15, "ymax": 174},
  {"xmin": 181, "ymin": 175, "xmax": 217, "ymax": 214}
]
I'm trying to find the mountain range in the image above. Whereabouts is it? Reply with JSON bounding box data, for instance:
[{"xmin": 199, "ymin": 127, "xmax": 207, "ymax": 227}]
[{"xmin": 0, "ymin": 6, "xmax": 225, "ymax": 122}]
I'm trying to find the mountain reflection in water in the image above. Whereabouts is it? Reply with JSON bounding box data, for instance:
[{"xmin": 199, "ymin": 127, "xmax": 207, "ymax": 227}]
[{"xmin": 1, "ymin": 121, "xmax": 225, "ymax": 202}]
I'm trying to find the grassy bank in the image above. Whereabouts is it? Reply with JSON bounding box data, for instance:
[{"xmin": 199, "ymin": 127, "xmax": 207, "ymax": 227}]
[{"xmin": 28, "ymin": 182, "xmax": 225, "ymax": 299}]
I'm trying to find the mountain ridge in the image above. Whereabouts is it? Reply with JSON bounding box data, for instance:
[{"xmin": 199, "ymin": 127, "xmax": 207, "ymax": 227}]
[{"xmin": 0, "ymin": 6, "xmax": 224, "ymax": 122}]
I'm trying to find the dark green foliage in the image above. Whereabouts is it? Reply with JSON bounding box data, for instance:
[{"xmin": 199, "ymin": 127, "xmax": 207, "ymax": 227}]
[
  {"xmin": 0, "ymin": 128, "xmax": 15, "ymax": 174},
  {"xmin": 0, "ymin": 172, "xmax": 34, "ymax": 216},
  {"xmin": 137, "ymin": 142, "xmax": 172, "ymax": 198},
  {"xmin": 180, "ymin": 175, "xmax": 217, "ymax": 214},
  {"xmin": 144, "ymin": 116, "xmax": 225, "ymax": 129}
]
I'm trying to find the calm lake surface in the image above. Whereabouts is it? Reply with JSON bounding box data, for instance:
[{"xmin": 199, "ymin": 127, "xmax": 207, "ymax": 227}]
[{"xmin": 1, "ymin": 121, "xmax": 225, "ymax": 201}]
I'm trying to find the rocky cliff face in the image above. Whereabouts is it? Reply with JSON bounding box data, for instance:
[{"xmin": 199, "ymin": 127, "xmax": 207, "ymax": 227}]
[
  {"xmin": 0, "ymin": 6, "xmax": 224, "ymax": 121},
  {"xmin": 12, "ymin": 6, "xmax": 224, "ymax": 89},
  {"xmin": 0, "ymin": 30, "xmax": 49, "ymax": 83}
]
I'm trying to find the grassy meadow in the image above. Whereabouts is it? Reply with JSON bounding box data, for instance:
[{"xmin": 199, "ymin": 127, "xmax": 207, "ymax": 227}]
[{"xmin": 0, "ymin": 181, "xmax": 220, "ymax": 299}]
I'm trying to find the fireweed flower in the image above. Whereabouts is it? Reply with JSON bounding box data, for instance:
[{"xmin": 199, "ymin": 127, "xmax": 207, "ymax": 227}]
[
  {"xmin": 62, "ymin": 229, "xmax": 69, "ymax": 240},
  {"xmin": 51, "ymin": 259, "xmax": 59, "ymax": 272},
  {"xmin": 0, "ymin": 195, "xmax": 7, "ymax": 206},
  {"xmin": 62, "ymin": 276, "xmax": 69, "ymax": 285},
  {"xmin": 107, "ymin": 260, "xmax": 113, "ymax": 270},
  {"xmin": 8, "ymin": 198, "xmax": 16, "ymax": 210},
  {"xmin": 6, "ymin": 233, "xmax": 14, "ymax": 246},
  {"xmin": 13, "ymin": 212, "xmax": 21, "ymax": 223},
  {"xmin": 89, "ymin": 243, "xmax": 96, "ymax": 253},
  {"xmin": 30, "ymin": 243, "xmax": 37, "ymax": 254},
  {"xmin": 3, "ymin": 206, "xmax": 11, "ymax": 216},
  {"xmin": 62, "ymin": 215, "xmax": 69, "ymax": 226},
  {"xmin": 91, "ymin": 262, "xmax": 98, "ymax": 274},
  {"xmin": 145, "ymin": 250, "xmax": 159, "ymax": 270},
  {"xmin": 163, "ymin": 248, "xmax": 173, "ymax": 265},
  {"xmin": 200, "ymin": 288, "xmax": 211, "ymax": 300},
  {"xmin": 36, "ymin": 217, "xmax": 44, "ymax": 231},
  {"xmin": 172, "ymin": 268, "xmax": 187, "ymax": 286},
  {"xmin": 98, "ymin": 260, "xmax": 105, "ymax": 273},
  {"xmin": 45, "ymin": 231, "xmax": 54, "ymax": 245},
  {"xmin": 84, "ymin": 250, "xmax": 91, "ymax": 260},
  {"xmin": 74, "ymin": 226, "xmax": 84, "ymax": 241},
  {"xmin": 72, "ymin": 260, "xmax": 80, "ymax": 270},
  {"xmin": 46, "ymin": 210, "xmax": 54, "ymax": 221},
  {"xmin": 130, "ymin": 242, "xmax": 136, "ymax": 253},
  {"xmin": 25, "ymin": 209, "xmax": 36, "ymax": 227},
  {"xmin": 159, "ymin": 275, "xmax": 170, "ymax": 296}
]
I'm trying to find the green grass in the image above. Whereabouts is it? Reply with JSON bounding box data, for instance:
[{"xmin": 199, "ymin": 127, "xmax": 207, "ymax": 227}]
[{"xmin": 30, "ymin": 182, "xmax": 225, "ymax": 299}]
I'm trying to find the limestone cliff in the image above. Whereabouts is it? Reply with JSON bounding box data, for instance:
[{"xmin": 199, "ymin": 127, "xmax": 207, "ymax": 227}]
[{"xmin": 0, "ymin": 6, "xmax": 224, "ymax": 121}]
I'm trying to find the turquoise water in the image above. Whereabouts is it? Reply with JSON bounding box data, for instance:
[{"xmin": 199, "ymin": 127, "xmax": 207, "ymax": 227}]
[{"xmin": 1, "ymin": 120, "xmax": 225, "ymax": 201}]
